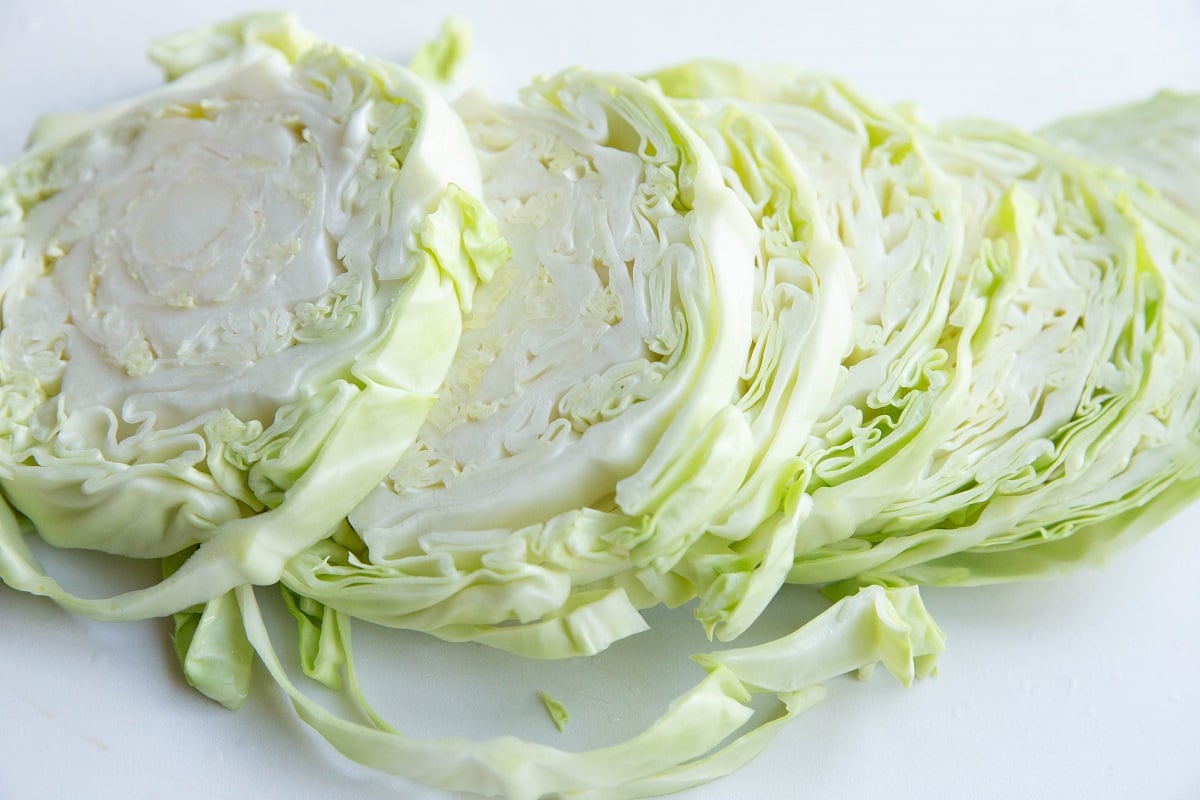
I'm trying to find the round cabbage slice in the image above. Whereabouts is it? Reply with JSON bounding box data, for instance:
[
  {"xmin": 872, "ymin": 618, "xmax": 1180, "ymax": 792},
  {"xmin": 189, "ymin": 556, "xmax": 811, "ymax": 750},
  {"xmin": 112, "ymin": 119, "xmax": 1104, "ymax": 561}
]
[
  {"xmin": 282, "ymin": 68, "xmax": 758, "ymax": 655},
  {"xmin": 0, "ymin": 14, "xmax": 506, "ymax": 620},
  {"xmin": 648, "ymin": 63, "xmax": 972, "ymax": 610},
  {"xmin": 728, "ymin": 78, "xmax": 974, "ymax": 562},
  {"xmin": 605, "ymin": 72, "xmax": 860, "ymax": 641}
]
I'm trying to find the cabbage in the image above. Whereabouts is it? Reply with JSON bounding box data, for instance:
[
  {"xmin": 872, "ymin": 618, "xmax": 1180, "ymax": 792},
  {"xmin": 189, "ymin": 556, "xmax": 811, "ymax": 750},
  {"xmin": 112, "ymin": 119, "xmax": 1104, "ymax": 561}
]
[
  {"xmin": 283, "ymin": 67, "xmax": 759, "ymax": 657},
  {"xmin": 4, "ymin": 15, "xmax": 1200, "ymax": 800},
  {"xmin": 648, "ymin": 63, "xmax": 1200, "ymax": 599},
  {"xmin": 0, "ymin": 13, "xmax": 506, "ymax": 625},
  {"xmin": 648, "ymin": 65, "xmax": 969, "ymax": 636},
  {"xmin": 811, "ymin": 120, "xmax": 1200, "ymax": 592}
]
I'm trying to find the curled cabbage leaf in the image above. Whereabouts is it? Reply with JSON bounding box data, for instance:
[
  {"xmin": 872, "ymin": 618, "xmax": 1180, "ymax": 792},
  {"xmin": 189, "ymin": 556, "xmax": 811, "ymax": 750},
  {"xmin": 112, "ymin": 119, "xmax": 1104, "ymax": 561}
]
[
  {"xmin": 0, "ymin": 13, "xmax": 506, "ymax": 621},
  {"xmin": 234, "ymin": 582, "xmax": 942, "ymax": 800}
]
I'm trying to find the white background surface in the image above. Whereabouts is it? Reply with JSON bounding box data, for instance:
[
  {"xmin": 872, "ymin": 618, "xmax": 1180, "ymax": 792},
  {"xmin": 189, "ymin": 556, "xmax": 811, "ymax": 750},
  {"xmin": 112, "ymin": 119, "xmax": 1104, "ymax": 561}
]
[{"xmin": 2, "ymin": 1, "xmax": 1199, "ymax": 798}]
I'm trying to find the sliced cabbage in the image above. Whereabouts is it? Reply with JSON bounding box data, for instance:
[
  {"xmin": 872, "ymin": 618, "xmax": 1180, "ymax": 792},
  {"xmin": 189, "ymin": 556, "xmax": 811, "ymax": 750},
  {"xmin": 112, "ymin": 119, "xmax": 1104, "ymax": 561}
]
[
  {"xmin": 0, "ymin": 13, "xmax": 505, "ymax": 621},
  {"xmin": 862, "ymin": 129, "xmax": 1200, "ymax": 589},
  {"xmin": 282, "ymin": 68, "xmax": 759, "ymax": 656},
  {"xmin": 624, "ymin": 82, "xmax": 858, "ymax": 642},
  {"xmin": 648, "ymin": 63, "xmax": 973, "ymax": 594},
  {"xmin": 797, "ymin": 118, "xmax": 1200, "ymax": 593},
  {"xmin": 647, "ymin": 63, "xmax": 1200, "ymax": 598},
  {"xmin": 3, "ymin": 17, "xmax": 1199, "ymax": 800}
]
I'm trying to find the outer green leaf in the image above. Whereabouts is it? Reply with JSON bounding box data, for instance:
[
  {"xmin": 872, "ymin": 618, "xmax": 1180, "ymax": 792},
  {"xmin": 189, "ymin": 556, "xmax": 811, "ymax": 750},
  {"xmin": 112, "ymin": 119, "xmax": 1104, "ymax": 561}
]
[{"xmin": 408, "ymin": 16, "xmax": 471, "ymax": 84}]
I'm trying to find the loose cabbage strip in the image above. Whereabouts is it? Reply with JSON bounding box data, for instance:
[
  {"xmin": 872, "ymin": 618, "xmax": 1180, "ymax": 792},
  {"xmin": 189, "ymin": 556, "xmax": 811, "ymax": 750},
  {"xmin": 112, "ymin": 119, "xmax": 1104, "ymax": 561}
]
[
  {"xmin": 0, "ymin": 13, "xmax": 505, "ymax": 621},
  {"xmin": 282, "ymin": 69, "xmax": 759, "ymax": 655},
  {"xmin": 235, "ymin": 583, "xmax": 943, "ymax": 800}
]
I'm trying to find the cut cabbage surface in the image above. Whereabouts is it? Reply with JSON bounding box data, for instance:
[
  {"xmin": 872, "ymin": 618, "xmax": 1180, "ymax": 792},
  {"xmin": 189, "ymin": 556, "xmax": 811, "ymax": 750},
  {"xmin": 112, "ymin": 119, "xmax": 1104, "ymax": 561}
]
[{"xmin": 0, "ymin": 13, "xmax": 505, "ymax": 622}]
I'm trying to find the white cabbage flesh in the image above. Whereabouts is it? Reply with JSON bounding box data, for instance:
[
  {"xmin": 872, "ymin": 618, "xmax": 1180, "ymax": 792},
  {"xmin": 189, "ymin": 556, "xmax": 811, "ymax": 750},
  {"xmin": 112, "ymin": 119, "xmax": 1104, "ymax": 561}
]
[{"xmin": 0, "ymin": 13, "xmax": 504, "ymax": 621}]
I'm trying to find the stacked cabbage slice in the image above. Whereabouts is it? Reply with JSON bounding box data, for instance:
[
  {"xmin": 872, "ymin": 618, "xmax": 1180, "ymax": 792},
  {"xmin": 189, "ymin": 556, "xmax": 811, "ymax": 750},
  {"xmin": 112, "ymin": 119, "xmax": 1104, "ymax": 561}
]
[{"xmin": 2, "ymin": 14, "xmax": 1198, "ymax": 800}]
